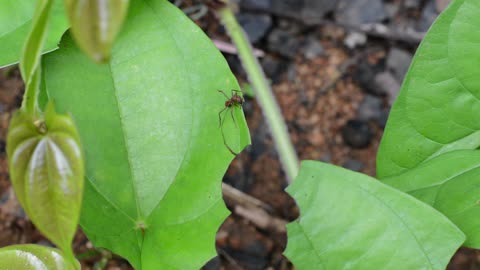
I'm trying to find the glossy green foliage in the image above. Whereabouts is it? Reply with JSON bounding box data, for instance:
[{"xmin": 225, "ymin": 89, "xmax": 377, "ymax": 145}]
[
  {"xmin": 6, "ymin": 104, "xmax": 84, "ymax": 254},
  {"xmin": 20, "ymin": 0, "xmax": 56, "ymax": 114},
  {"xmin": 383, "ymin": 150, "xmax": 480, "ymax": 248},
  {"xmin": 0, "ymin": 0, "xmax": 68, "ymax": 68},
  {"xmin": 376, "ymin": 0, "xmax": 480, "ymax": 178},
  {"xmin": 64, "ymin": 0, "xmax": 129, "ymax": 63},
  {"xmin": 0, "ymin": 245, "xmax": 80, "ymax": 270},
  {"xmin": 284, "ymin": 161, "xmax": 465, "ymax": 270},
  {"xmin": 42, "ymin": 0, "xmax": 250, "ymax": 268}
]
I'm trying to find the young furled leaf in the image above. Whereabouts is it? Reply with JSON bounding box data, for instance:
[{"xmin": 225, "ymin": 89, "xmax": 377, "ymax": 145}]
[
  {"xmin": 64, "ymin": 0, "xmax": 129, "ymax": 63},
  {"xmin": 0, "ymin": 244, "xmax": 80, "ymax": 270},
  {"xmin": 6, "ymin": 103, "xmax": 84, "ymax": 257}
]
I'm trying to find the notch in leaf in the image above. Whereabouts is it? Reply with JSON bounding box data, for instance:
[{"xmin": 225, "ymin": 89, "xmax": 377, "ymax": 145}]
[
  {"xmin": 64, "ymin": 0, "xmax": 130, "ymax": 63},
  {"xmin": 6, "ymin": 103, "xmax": 84, "ymax": 257}
]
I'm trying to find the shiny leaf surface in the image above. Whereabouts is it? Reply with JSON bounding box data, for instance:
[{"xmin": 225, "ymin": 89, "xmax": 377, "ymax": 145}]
[
  {"xmin": 64, "ymin": 0, "xmax": 129, "ymax": 62},
  {"xmin": 285, "ymin": 161, "xmax": 465, "ymax": 270},
  {"xmin": 42, "ymin": 0, "xmax": 250, "ymax": 268},
  {"xmin": 7, "ymin": 104, "xmax": 84, "ymax": 254},
  {"xmin": 0, "ymin": 245, "xmax": 79, "ymax": 270},
  {"xmin": 383, "ymin": 150, "xmax": 480, "ymax": 248},
  {"xmin": 0, "ymin": 0, "xmax": 68, "ymax": 68},
  {"xmin": 377, "ymin": 0, "xmax": 480, "ymax": 177}
]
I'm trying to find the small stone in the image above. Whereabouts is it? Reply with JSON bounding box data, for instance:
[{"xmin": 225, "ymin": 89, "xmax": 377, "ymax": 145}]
[
  {"xmin": 436, "ymin": 0, "xmax": 451, "ymax": 12},
  {"xmin": 377, "ymin": 109, "xmax": 390, "ymax": 128},
  {"xmin": 335, "ymin": 0, "xmax": 387, "ymax": 25},
  {"xmin": 239, "ymin": 0, "xmax": 271, "ymax": 9},
  {"xmin": 416, "ymin": 0, "xmax": 438, "ymax": 32},
  {"xmin": 357, "ymin": 95, "xmax": 384, "ymax": 122},
  {"xmin": 384, "ymin": 3, "xmax": 400, "ymax": 19},
  {"xmin": 261, "ymin": 55, "xmax": 287, "ymax": 83},
  {"xmin": 267, "ymin": 29, "xmax": 300, "ymax": 59},
  {"xmin": 386, "ymin": 48, "xmax": 413, "ymax": 82},
  {"xmin": 374, "ymin": 72, "xmax": 401, "ymax": 105},
  {"xmin": 344, "ymin": 31, "xmax": 367, "ymax": 49},
  {"xmin": 404, "ymin": 0, "xmax": 421, "ymax": 9},
  {"xmin": 341, "ymin": 119, "xmax": 373, "ymax": 149},
  {"xmin": 320, "ymin": 153, "xmax": 332, "ymax": 163},
  {"xmin": 343, "ymin": 159, "xmax": 364, "ymax": 172},
  {"xmin": 238, "ymin": 13, "xmax": 272, "ymax": 43},
  {"xmin": 203, "ymin": 256, "xmax": 221, "ymax": 270},
  {"xmin": 303, "ymin": 38, "xmax": 324, "ymax": 60},
  {"xmin": 352, "ymin": 61, "xmax": 385, "ymax": 95},
  {"xmin": 270, "ymin": 0, "xmax": 338, "ymax": 25}
]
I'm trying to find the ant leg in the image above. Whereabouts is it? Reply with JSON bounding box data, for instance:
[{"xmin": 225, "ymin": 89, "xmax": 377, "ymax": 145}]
[
  {"xmin": 221, "ymin": 108, "xmax": 229, "ymax": 127},
  {"xmin": 221, "ymin": 125, "xmax": 239, "ymax": 155},
  {"xmin": 232, "ymin": 89, "xmax": 242, "ymax": 95},
  {"xmin": 218, "ymin": 90, "xmax": 229, "ymax": 100},
  {"xmin": 230, "ymin": 107, "xmax": 238, "ymax": 128},
  {"xmin": 218, "ymin": 107, "xmax": 227, "ymax": 127}
]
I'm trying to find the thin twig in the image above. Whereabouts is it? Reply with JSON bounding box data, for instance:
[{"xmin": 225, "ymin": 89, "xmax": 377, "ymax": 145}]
[
  {"xmin": 218, "ymin": 3, "xmax": 300, "ymax": 183},
  {"xmin": 222, "ymin": 183, "xmax": 288, "ymax": 233}
]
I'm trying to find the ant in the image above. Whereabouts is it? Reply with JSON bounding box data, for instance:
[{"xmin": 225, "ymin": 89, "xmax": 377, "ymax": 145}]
[{"xmin": 218, "ymin": 90, "xmax": 244, "ymax": 155}]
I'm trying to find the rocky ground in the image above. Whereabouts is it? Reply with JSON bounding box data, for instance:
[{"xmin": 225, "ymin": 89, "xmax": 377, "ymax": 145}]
[{"xmin": 1, "ymin": 0, "xmax": 479, "ymax": 269}]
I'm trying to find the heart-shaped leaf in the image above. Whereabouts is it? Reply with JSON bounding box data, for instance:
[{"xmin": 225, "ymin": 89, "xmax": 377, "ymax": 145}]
[
  {"xmin": 64, "ymin": 0, "xmax": 129, "ymax": 63},
  {"xmin": 0, "ymin": 0, "xmax": 69, "ymax": 68},
  {"xmin": 0, "ymin": 244, "xmax": 80, "ymax": 270},
  {"xmin": 284, "ymin": 161, "xmax": 465, "ymax": 270},
  {"xmin": 42, "ymin": 0, "xmax": 250, "ymax": 268},
  {"xmin": 6, "ymin": 104, "xmax": 84, "ymax": 254},
  {"xmin": 382, "ymin": 150, "xmax": 480, "ymax": 248},
  {"xmin": 376, "ymin": 0, "xmax": 480, "ymax": 178}
]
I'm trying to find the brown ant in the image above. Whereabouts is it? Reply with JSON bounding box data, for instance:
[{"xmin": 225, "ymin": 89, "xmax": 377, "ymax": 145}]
[{"xmin": 218, "ymin": 90, "xmax": 244, "ymax": 155}]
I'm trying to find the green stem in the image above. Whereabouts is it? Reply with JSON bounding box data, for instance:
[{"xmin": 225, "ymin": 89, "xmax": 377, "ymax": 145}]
[
  {"xmin": 21, "ymin": 69, "xmax": 40, "ymax": 116},
  {"xmin": 218, "ymin": 5, "xmax": 299, "ymax": 182}
]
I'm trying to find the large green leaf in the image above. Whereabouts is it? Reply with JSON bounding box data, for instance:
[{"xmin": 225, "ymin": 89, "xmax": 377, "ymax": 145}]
[
  {"xmin": 376, "ymin": 0, "xmax": 480, "ymax": 178},
  {"xmin": 6, "ymin": 104, "xmax": 84, "ymax": 256},
  {"xmin": 284, "ymin": 161, "xmax": 465, "ymax": 270},
  {"xmin": 0, "ymin": 0, "xmax": 69, "ymax": 68},
  {"xmin": 42, "ymin": 0, "xmax": 250, "ymax": 268},
  {"xmin": 382, "ymin": 150, "xmax": 480, "ymax": 248},
  {"xmin": 0, "ymin": 245, "xmax": 80, "ymax": 270}
]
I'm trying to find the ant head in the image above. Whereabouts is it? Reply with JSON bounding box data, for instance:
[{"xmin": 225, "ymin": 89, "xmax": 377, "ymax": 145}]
[{"xmin": 232, "ymin": 95, "xmax": 243, "ymax": 104}]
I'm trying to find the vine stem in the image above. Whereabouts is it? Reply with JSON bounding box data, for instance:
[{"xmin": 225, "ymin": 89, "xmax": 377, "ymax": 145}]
[{"xmin": 218, "ymin": 5, "xmax": 299, "ymax": 183}]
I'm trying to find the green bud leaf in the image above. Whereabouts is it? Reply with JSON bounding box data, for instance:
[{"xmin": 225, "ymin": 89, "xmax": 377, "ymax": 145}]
[
  {"xmin": 6, "ymin": 103, "xmax": 84, "ymax": 254},
  {"xmin": 0, "ymin": 244, "xmax": 80, "ymax": 270},
  {"xmin": 64, "ymin": 0, "xmax": 129, "ymax": 63}
]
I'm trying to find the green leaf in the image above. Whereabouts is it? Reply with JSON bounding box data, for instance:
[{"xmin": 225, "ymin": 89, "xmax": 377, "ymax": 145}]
[
  {"xmin": 64, "ymin": 0, "xmax": 129, "ymax": 63},
  {"xmin": 0, "ymin": 244, "xmax": 80, "ymax": 270},
  {"xmin": 42, "ymin": 0, "xmax": 250, "ymax": 268},
  {"xmin": 284, "ymin": 161, "xmax": 465, "ymax": 270},
  {"xmin": 376, "ymin": 0, "xmax": 480, "ymax": 178},
  {"xmin": 20, "ymin": 0, "xmax": 56, "ymax": 114},
  {"xmin": 0, "ymin": 0, "xmax": 69, "ymax": 68},
  {"xmin": 6, "ymin": 104, "xmax": 84, "ymax": 255},
  {"xmin": 382, "ymin": 150, "xmax": 480, "ymax": 248}
]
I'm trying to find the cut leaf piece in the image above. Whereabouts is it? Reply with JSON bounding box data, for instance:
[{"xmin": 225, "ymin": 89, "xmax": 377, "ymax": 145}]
[
  {"xmin": 42, "ymin": 0, "xmax": 250, "ymax": 268},
  {"xmin": 0, "ymin": 244, "xmax": 80, "ymax": 270},
  {"xmin": 376, "ymin": 0, "xmax": 480, "ymax": 178},
  {"xmin": 382, "ymin": 150, "xmax": 480, "ymax": 248},
  {"xmin": 0, "ymin": 0, "xmax": 69, "ymax": 68},
  {"xmin": 6, "ymin": 103, "xmax": 84, "ymax": 255},
  {"xmin": 64, "ymin": 0, "xmax": 129, "ymax": 63},
  {"xmin": 285, "ymin": 161, "xmax": 465, "ymax": 270}
]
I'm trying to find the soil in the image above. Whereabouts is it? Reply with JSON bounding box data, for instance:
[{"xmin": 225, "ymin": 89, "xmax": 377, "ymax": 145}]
[{"xmin": 1, "ymin": 0, "xmax": 479, "ymax": 269}]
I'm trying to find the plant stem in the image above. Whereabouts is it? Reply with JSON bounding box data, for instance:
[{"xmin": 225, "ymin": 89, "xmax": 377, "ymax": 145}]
[
  {"xmin": 21, "ymin": 69, "xmax": 40, "ymax": 116},
  {"xmin": 218, "ymin": 5, "xmax": 299, "ymax": 183}
]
